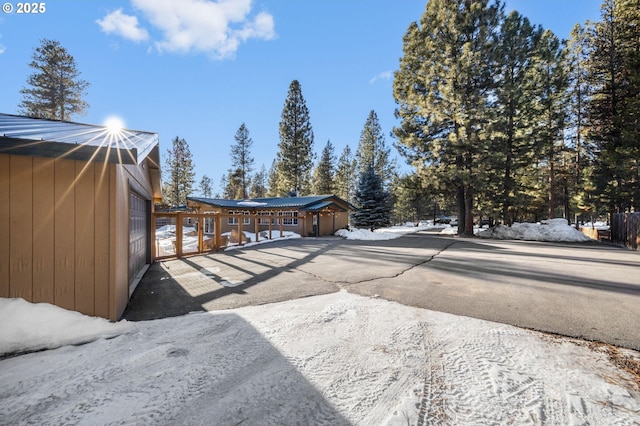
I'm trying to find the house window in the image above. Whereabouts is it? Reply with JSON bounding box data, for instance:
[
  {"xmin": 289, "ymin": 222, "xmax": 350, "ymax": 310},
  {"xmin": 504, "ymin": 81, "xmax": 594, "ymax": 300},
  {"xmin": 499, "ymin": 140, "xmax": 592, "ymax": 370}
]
[
  {"xmin": 279, "ymin": 211, "xmax": 298, "ymax": 226},
  {"xmin": 204, "ymin": 216, "xmax": 215, "ymax": 234},
  {"xmin": 227, "ymin": 210, "xmax": 251, "ymax": 225},
  {"xmin": 258, "ymin": 211, "xmax": 274, "ymax": 225}
]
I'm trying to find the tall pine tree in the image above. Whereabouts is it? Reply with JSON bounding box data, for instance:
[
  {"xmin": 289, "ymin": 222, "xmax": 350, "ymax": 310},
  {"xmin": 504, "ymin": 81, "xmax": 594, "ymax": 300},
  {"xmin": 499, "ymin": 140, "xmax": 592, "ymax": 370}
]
[
  {"xmin": 274, "ymin": 80, "xmax": 315, "ymax": 196},
  {"xmin": 565, "ymin": 23, "xmax": 594, "ymax": 219},
  {"xmin": 163, "ymin": 137, "xmax": 195, "ymax": 207},
  {"xmin": 20, "ymin": 39, "xmax": 89, "ymax": 120},
  {"xmin": 532, "ymin": 29, "xmax": 569, "ymax": 219},
  {"xmin": 312, "ymin": 140, "xmax": 336, "ymax": 194},
  {"xmin": 199, "ymin": 175, "xmax": 212, "ymax": 198},
  {"xmin": 394, "ymin": 0, "xmax": 500, "ymax": 235},
  {"xmin": 356, "ymin": 110, "xmax": 394, "ymax": 188},
  {"xmin": 230, "ymin": 123, "xmax": 255, "ymax": 199},
  {"xmin": 250, "ymin": 165, "xmax": 268, "ymax": 198},
  {"xmin": 491, "ymin": 11, "xmax": 543, "ymax": 224},
  {"xmin": 334, "ymin": 145, "xmax": 357, "ymax": 202},
  {"xmin": 587, "ymin": 0, "xmax": 640, "ymax": 212}
]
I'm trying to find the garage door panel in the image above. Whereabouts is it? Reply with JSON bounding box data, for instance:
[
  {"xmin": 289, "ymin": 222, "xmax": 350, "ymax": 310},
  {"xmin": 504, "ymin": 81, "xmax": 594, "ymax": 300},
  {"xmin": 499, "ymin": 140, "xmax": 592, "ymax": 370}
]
[{"xmin": 129, "ymin": 191, "xmax": 147, "ymax": 289}]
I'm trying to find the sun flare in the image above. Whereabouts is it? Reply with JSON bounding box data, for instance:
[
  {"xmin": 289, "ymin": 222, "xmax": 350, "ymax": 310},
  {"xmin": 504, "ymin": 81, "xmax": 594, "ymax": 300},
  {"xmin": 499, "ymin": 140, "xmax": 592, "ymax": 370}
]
[{"xmin": 104, "ymin": 115, "xmax": 125, "ymax": 134}]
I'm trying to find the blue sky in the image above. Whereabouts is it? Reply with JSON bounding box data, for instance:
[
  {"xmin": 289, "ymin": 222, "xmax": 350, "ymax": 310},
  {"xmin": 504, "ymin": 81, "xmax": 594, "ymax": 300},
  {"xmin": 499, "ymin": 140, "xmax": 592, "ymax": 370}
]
[{"xmin": 0, "ymin": 0, "xmax": 602, "ymax": 195}]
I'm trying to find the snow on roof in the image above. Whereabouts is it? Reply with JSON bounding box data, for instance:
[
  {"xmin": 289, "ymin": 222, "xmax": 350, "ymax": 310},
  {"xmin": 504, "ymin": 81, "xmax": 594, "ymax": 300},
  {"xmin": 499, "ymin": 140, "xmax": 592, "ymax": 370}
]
[{"xmin": 237, "ymin": 200, "xmax": 269, "ymax": 207}]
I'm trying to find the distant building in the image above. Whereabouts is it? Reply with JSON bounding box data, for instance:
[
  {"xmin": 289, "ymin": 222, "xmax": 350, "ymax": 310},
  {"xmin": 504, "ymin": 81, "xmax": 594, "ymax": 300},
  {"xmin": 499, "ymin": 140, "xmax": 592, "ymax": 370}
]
[
  {"xmin": 0, "ymin": 113, "xmax": 161, "ymax": 320},
  {"xmin": 186, "ymin": 195, "xmax": 352, "ymax": 238}
]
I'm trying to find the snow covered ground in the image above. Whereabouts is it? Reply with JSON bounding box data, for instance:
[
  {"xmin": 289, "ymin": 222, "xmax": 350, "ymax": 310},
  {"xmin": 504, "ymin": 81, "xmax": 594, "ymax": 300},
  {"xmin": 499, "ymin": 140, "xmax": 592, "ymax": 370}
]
[
  {"xmin": 333, "ymin": 218, "xmax": 594, "ymax": 243},
  {"xmin": 155, "ymin": 224, "xmax": 301, "ymax": 255},
  {"xmin": 336, "ymin": 222, "xmax": 442, "ymax": 240},
  {"xmin": 1, "ymin": 292, "xmax": 639, "ymax": 425},
  {"xmin": 477, "ymin": 218, "xmax": 593, "ymax": 242}
]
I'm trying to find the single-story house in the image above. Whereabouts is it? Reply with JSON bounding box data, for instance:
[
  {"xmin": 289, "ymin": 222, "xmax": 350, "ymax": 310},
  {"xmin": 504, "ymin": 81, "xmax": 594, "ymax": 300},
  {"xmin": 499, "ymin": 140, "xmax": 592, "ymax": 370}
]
[
  {"xmin": 186, "ymin": 195, "xmax": 352, "ymax": 238},
  {"xmin": 0, "ymin": 113, "xmax": 161, "ymax": 320}
]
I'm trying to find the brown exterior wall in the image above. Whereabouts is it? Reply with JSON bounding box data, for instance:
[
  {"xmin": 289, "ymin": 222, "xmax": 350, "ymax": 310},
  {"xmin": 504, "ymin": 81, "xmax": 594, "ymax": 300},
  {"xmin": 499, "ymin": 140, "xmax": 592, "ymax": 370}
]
[
  {"xmin": 193, "ymin": 205, "xmax": 348, "ymax": 238},
  {"xmin": 0, "ymin": 153, "xmax": 157, "ymax": 321}
]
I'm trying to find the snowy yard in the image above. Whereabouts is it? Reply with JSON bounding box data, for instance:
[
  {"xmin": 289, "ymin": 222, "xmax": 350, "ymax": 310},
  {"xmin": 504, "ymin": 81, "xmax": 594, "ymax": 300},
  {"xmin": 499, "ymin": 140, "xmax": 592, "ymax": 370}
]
[{"xmin": 1, "ymin": 291, "xmax": 639, "ymax": 425}]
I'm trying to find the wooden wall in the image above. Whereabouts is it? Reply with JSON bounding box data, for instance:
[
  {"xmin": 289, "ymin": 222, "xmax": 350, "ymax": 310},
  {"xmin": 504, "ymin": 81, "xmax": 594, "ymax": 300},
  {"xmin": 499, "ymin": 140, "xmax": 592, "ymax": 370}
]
[{"xmin": 0, "ymin": 153, "xmax": 114, "ymax": 318}]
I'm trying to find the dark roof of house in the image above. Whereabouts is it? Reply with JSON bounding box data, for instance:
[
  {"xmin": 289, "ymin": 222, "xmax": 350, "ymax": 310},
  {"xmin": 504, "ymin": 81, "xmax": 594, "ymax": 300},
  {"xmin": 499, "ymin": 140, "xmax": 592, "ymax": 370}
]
[
  {"xmin": 0, "ymin": 113, "xmax": 159, "ymax": 166},
  {"xmin": 187, "ymin": 195, "xmax": 352, "ymax": 211}
]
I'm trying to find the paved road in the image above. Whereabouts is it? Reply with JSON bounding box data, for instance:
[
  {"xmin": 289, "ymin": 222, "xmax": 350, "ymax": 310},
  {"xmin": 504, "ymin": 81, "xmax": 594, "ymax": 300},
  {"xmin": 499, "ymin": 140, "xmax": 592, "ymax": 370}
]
[{"xmin": 125, "ymin": 231, "xmax": 640, "ymax": 350}]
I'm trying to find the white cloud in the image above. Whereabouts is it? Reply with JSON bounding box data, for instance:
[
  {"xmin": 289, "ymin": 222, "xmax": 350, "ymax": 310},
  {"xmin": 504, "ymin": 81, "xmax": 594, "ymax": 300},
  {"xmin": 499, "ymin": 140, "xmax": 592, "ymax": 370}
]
[
  {"xmin": 96, "ymin": 8, "xmax": 149, "ymax": 42},
  {"xmin": 125, "ymin": 0, "xmax": 275, "ymax": 58},
  {"xmin": 369, "ymin": 70, "xmax": 393, "ymax": 84}
]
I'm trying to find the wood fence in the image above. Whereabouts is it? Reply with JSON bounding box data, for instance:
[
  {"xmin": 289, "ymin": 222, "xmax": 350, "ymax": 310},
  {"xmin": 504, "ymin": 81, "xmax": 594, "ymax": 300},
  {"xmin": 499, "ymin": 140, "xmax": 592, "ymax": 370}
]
[
  {"xmin": 611, "ymin": 212, "xmax": 640, "ymax": 251},
  {"xmin": 152, "ymin": 212, "xmax": 288, "ymax": 260}
]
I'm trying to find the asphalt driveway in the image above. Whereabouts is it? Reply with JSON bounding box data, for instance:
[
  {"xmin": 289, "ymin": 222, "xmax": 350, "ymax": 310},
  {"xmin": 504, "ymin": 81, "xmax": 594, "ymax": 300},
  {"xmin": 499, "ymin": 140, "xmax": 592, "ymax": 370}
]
[{"xmin": 124, "ymin": 232, "xmax": 640, "ymax": 350}]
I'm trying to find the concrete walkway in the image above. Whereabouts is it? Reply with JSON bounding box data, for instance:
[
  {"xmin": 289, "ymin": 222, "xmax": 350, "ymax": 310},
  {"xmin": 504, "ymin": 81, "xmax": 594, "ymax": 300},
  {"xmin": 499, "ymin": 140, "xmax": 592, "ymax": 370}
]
[{"xmin": 124, "ymin": 232, "xmax": 640, "ymax": 350}]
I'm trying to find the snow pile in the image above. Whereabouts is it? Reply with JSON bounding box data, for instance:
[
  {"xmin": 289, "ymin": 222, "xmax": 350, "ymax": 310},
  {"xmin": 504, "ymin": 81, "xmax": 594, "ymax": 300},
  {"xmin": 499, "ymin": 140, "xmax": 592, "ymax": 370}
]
[
  {"xmin": 335, "ymin": 228, "xmax": 402, "ymax": 240},
  {"xmin": 335, "ymin": 223, "xmax": 438, "ymax": 240},
  {"xmin": 478, "ymin": 218, "xmax": 593, "ymax": 242},
  {"xmin": 224, "ymin": 230, "xmax": 301, "ymax": 250},
  {"xmin": 0, "ymin": 298, "xmax": 133, "ymax": 356},
  {"xmin": 1, "ymin": 292, "xmax": 638, "ymax": 424}
]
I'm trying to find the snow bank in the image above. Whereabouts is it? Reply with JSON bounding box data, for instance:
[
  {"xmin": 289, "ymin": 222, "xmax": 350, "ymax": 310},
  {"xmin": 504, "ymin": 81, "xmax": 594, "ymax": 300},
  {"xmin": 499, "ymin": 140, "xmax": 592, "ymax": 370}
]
[
  {"xmin": 478, "ymin": 219, "xmax": 593, "ymax": 242},
  {"xmin": 335, "ymin": 223, "xmax": 439, "ymax": 240},
  {"xmin": 335, "ymin": 228, "xmax": 402, "ymax": 240},
  {"xmin": 0, "ymin": 298, "xmax": 133, "ymax": 356}
]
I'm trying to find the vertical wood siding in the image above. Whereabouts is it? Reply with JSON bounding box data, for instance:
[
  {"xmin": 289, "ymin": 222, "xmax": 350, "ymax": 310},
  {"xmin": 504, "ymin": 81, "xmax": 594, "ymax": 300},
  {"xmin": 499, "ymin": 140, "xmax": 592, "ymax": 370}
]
[
  {"xmin": 54, "ymin": 157, "xmax": 76, "ymax": 310},
  {"xmin": 0, "ymin": 155, "xmax": 9, "ymax": 297},
  {"xmin": 94, "ymin": 162, "xmax": 111, "ymax": 318},
  {"xmin": 75, "ymin": 161, "xmax": 95, "ymax": 314},
  {"xmin": 0, "ymin": 154, "xmax": 116, "ymax": 317},
  {"xmin": 9, "ymin": 155, "xmax": 33, "ymax": 300},
  {"xmin": 32, "ymin": 157, "xmax": 55, "ymax": 303}
]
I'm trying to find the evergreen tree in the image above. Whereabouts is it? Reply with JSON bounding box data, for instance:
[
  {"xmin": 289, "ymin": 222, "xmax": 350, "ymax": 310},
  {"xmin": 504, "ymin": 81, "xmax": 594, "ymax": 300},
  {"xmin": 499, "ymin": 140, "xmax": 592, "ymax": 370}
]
[
  {"xmin": 230, "ymin": 123, "xmax": 255, "ymax": 199},
  {"xmin": 162, "ymin": 137, "xmax": 195, "ymax": 207},
  {"xmin": 334, "ymin": 145, "xmax": 357, "ymax": 202},
  {"xmin": 587, "ymin": 0, "xmax": 640, "ymax": 212},
  {"xmin": 356, "ymin": 110, "xmax": 394, "ymax": 187},
  {"xmin": 223, "ymin": 168, "xmax": 243, "ymax": 199},
  {"xmin": 199, "ymin": 175, "xmax": 212, "ymax": 198},
  {"xmin": 393, "ymin": 0, "xmax": 500, "ymax": 235},
  {"xmin": 491, "ymin": 11, "xmax": 543, "ymax": 224},
  {"xmin": 392, "ymin": 173, "xmax": 434, "ymax": 225},
  {"xmin": 565, "ymin": 23, "xmax": 594, "ymax": 220},
  {"xmin": 267, "ymin": 160, "xmax": 279, "ymax": 197},
  {"xmin": 533, "ymin": 29, "xmax": 569, "ymax": 219},
  {"xmin": 19, "ymin": 39, "xmax": 89, "ymax": 120},
  {"xmin": 216, "ymin": 174, "xmax": 228, "ymax": 198},
  {"xmin": 250, "ymin": 165, "xmax": 268, "ymax": 198},
  {"xmin": 351, "ymin": 165, "xmax": 391, "ymax": 231},
  {"xmin": 312, "ymin": 140, "xmax": 336, "ymax": 194},
  {"xmin": 274, "ymin": 80, "xmax": 315, "ymax": 195}
]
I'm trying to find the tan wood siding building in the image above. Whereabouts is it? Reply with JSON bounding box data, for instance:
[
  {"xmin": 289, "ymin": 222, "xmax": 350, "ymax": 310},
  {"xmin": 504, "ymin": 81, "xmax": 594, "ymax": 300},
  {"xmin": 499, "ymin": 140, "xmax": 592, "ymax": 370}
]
[
  {"xmin": 186, "ymin": 195, "xmax": 352, "ymax": 238},
  {"xmin": 0, "ymin": 113, "xmax": 161, "ymax": 320}
]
